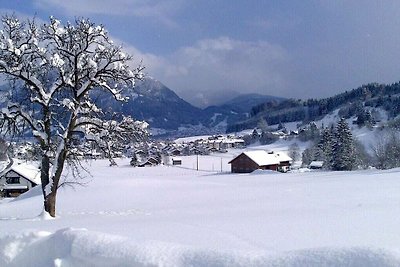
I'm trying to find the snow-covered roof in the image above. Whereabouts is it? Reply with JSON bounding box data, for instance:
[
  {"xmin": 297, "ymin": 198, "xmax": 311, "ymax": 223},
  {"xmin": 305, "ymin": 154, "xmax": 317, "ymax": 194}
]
[
  {"xmin": 274, "ymin": 153, "xmax": 293, "ymax": 162},
  {"xmin": 309, "ymin": 161, "xmax": 324, "ymax": 168},
  {"xmin": 223, "ymin": 139, "xmax": 245, "ymax": 144},
  {"xmin": 230, "ymin": 150, "xmax": 293, "ymax": 166},
  {"xmin": 242, "ymin": 151, "xmax": 280, "ymax": 166},
  {"xmin": 7, "ymin": 163, "xmax": 41, "ymax": 185},
  {"xmin": 3, "ymin": 184, "xmax": 28, "ymax": 190}
]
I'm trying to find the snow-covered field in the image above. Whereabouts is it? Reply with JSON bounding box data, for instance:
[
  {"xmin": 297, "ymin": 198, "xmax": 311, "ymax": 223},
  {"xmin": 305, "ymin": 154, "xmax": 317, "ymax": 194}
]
[{"xmin": 1, "ymin": 156, "xmax": 400, "ymax": 266}]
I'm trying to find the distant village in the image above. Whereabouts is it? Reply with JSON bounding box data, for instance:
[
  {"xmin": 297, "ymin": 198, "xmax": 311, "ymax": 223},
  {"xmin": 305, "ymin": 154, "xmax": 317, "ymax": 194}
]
[{"xmin": 0, "ymin": 131, "xmax": 299, "ymax": 198}]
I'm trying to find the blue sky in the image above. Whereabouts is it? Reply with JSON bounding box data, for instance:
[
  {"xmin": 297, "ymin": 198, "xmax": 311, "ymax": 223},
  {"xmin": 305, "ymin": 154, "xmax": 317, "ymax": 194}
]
[{"xmin": 2, "ymin": 0, "xmax": 400, "ymax": 107}]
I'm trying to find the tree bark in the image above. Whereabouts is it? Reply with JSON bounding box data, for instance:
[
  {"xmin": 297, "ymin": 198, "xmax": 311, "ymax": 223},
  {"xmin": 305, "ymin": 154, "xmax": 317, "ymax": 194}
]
[
  {"xmin": 40, "ymin": 155, "xmax": 53, "ymax": 216},
  {"xmin": 44, "ymin": 190, "xmax": 57, "ymax": 217}
]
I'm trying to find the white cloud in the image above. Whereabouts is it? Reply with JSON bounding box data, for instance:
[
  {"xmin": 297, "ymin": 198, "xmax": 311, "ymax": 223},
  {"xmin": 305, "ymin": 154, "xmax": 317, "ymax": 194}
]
[
  {"xmin": 154, "ymin": 37, "xmax": 289, "ymax": 106},
  {"xmin": 117, "ymin": 37, "xmax": 289, "ymax": 106},
  {"xmin": 34, "ymin": 0, "xmax": 183, "ymax": 28},
  {"xmin": 0, "ymin": 8, "xmax": 290, "ymax": 107}
]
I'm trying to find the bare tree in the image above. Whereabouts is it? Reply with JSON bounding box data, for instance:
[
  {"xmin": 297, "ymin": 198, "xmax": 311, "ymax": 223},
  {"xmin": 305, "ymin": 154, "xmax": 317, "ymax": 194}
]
[
  {"xmin": 288, "ymin": 142, "xmax": 300, "ymax": 162},
  {"xmin": 86, "ymin": 115, "xmax": 149, "ymax": 166},
  {"xmin": 372, "ymin": 130, "xmax": 400, "ymax": 169},
  {"xmin": 0, "ymin": 15, "xmax": 146, "ymax": 217}
]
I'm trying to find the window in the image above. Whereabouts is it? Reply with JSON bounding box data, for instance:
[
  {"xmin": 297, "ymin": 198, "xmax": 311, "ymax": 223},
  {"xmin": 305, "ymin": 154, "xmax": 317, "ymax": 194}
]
[{"xmin": 6, "ymin": 177, "xmax": 20, "ymax": 184}]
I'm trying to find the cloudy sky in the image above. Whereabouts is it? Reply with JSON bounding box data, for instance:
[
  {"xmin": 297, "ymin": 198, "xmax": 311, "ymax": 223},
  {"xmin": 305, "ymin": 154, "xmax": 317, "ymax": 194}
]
[{"xmin": 2, "ymin": 0, "xmax": 400, "ymax": 107}]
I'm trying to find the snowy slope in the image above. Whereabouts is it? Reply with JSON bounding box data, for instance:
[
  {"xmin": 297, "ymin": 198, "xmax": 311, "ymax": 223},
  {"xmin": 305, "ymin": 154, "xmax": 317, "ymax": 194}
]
[{"xmin": 1, "ymin": 158, "xmax": 400, "ymax": 266}]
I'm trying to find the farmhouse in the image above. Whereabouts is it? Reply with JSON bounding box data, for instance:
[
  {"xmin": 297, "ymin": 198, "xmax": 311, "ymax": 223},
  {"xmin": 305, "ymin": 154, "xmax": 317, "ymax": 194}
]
[
  {"xmin": 0, "ymin": 162, "xmax": 41, "ymax": 197},
  {"xmin": 138, "ymin": 157, "xmax": 160, "ymax": 167},
  {"xmin": 229, "ymin": 150, "xmax": 292, "ymax": 173}
]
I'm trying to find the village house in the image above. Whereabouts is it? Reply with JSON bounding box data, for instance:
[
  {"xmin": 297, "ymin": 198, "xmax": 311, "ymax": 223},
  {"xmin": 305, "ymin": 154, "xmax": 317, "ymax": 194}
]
[
  {"xmin": 229, "ymin": 150, "xmax": 292, "ymax": 173},
  {"xmin": 138, "ymin": 157, "xmax": 160, "ymax": 167},
  {"xmin": 0, "ymin": 162, "xmax": 41, "ymax": 197}
]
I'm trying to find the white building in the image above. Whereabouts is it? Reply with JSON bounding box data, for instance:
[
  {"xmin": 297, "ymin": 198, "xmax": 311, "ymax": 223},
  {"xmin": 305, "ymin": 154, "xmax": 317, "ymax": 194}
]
[{"xmin": 0, "ymin": 162, "xmax": 41, "ymax": 198}]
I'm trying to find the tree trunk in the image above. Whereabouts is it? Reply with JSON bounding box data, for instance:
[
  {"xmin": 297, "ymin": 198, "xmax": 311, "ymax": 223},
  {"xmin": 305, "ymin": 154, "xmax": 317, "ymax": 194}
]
[
  {"xmin": 45, "ymin": 148, "xmax": 67, "ymax": 218},
  {"xmin": 44, "ymin": 190, "xmax": 57, "ymax": 217},
  {"xmin": 40, "ymin": 155, "xmax": 52, "ymax": 215}
]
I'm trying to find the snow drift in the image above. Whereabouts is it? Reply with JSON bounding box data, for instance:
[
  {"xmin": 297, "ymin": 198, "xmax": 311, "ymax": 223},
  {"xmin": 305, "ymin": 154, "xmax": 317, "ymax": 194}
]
[{"xmin": 1, "ymin": 228, "xmax": 399, "ymax": 267}]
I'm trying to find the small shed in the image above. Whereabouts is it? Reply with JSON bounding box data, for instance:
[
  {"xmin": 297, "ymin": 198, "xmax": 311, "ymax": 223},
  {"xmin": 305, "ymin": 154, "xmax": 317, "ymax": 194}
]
[
  {"xmin": 0, "ymin": 163, "xmax": 41, "ymax": 197},
  {"xmin": 309, "ymin": 161, "xmax": 324, "ymax": 169}
]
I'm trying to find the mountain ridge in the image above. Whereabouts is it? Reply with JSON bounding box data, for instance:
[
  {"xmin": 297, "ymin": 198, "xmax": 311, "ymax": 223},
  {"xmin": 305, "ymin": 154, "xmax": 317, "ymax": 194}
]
[
  {"xmin": 226, "ymin": 82, "xmax": 400, "ymax": 132},
  {"xmin": 97, "ymin": 77, "xmax": 284, "ymax": 134}
]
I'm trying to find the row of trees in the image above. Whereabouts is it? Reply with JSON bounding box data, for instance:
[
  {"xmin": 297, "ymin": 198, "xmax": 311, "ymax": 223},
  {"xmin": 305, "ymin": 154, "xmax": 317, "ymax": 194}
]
[
  {"xmin": 302, "ymin": 118, "xmax": 366, "ymax": 171},
  {"xmin": 302, "ymin": 118, "xmax": 400, "ymax": 170},
  {"xmin": 227, "ymin": 81, "xmax": 400, "ymax": 133}
]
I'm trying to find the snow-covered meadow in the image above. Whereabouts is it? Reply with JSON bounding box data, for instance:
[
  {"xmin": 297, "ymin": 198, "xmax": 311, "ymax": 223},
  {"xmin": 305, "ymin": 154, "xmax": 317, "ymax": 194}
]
[{"xmin": 1, "ymin": 154, "xmax": 400, "ymax": 266}]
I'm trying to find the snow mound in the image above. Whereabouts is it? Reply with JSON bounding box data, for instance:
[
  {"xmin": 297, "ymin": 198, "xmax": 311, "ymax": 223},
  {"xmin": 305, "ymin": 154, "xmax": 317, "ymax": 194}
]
[
  {"xmin": 0, "ymin": 228, "xmax": 399, "ymax": 267},
  {"xmin": 290, "ymin": 168, "xmax": 312, "ymax": 173},
  {"xmin": 10, "ymin": 185, "xmax": 42, "ymax": 202},
  {"xmin": 250, "ymin": 169, "xmax": 277, "ymax": 175}
]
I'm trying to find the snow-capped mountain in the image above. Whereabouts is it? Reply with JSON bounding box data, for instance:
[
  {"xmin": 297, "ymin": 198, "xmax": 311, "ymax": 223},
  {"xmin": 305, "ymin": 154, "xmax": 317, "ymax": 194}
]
[
  {"xmin": 93, "ymin": 77, "xmax": 204, "ymax": 130},
  {"xmin": 121, "ymin": 78, "xmax": 206, "ymax": 130},
  {"xmin": 0, "ymin": 77, "xmax": 283, "ymax": 136},
  {"xmin": 95, "ymin": 77, "xmax": 283, "ymax": 134}
]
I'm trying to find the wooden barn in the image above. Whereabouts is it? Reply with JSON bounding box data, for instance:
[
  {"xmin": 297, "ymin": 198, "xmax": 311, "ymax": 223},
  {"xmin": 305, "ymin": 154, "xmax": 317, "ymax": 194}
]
[
  {"xmin": 0, "ymin": 163, "xmax": 41, "ymax": 197},
  {"xmin": 229, "ymin": 151, "xmax": 292, "ymax": 173}
]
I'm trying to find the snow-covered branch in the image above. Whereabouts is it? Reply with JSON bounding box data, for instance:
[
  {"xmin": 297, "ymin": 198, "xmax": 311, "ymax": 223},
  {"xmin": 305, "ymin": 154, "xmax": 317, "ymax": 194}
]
[{"xmin": 0, "ymin": 15, "xmax": 145, "ymax": 217}]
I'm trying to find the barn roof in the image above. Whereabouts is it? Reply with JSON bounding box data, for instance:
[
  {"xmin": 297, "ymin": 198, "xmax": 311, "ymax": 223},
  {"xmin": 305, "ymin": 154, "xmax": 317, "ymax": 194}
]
[
  {"xmin": 243, "ymin": 151, "xmax": 280, "ymax": 166},
  {"xmin": 229, "ymin": 150, "xmax": 293, "ymax": 166},
  {"xmin": 274, "ymin": 153, "xmax": 293, "ymax": 162}
]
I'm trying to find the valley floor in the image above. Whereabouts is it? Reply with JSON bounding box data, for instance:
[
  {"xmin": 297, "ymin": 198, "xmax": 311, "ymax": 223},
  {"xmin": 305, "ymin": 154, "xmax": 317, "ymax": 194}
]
[{"xmin": 1, "ymin": 158, "xmax": 400, "ymax": 266}]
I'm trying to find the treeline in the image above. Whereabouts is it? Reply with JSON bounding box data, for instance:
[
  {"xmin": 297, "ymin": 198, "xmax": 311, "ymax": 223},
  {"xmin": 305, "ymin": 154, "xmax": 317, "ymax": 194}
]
[
  {"xmin": 301, "ymin": 118, "xmax": 400, "ymax": 170},
  {"xmin": 227, "ymin": 82, "xmax": 400, "ymax": 133},
  {"xmin": 301, "ymin": 119, "xmax": 367, "ymax": 170}
]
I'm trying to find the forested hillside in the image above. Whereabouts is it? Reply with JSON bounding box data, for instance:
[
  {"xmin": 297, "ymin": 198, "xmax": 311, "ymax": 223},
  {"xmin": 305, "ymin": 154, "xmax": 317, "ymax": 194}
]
[{"xmin": 227, "ymin": 82, "xmax": 400, "ymax": 132}]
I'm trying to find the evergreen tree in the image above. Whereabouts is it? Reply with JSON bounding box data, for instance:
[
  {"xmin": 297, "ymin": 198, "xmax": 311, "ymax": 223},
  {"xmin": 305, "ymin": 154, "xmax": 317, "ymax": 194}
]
[
  {"xmin": 298, "ymin": 122, "xmax": 320, "ymax": 142},
  {"xmin": 317, "ymin": 127, "xmax": 334, "ymax": 169},
  {"xmin": 301, "ymin": 146, "xmax": 317, "ymax": 167},
  {"xmin": 331, "ymin": 118, "xmax": 356, "ymax": 170},
  {"xmin": 251, "ymin": 128, "xmax": 260, "ymax": 142}
]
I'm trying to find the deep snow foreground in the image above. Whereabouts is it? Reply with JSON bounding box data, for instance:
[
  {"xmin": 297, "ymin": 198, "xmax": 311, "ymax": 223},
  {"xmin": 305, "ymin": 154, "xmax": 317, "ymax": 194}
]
[
  {"xmin": 1, "ymin": 158, "xmax": 400, "ymax": 266},
  {"xmin": 1, "ymin": 229, "xmax": 400, "ymax": 267}
]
